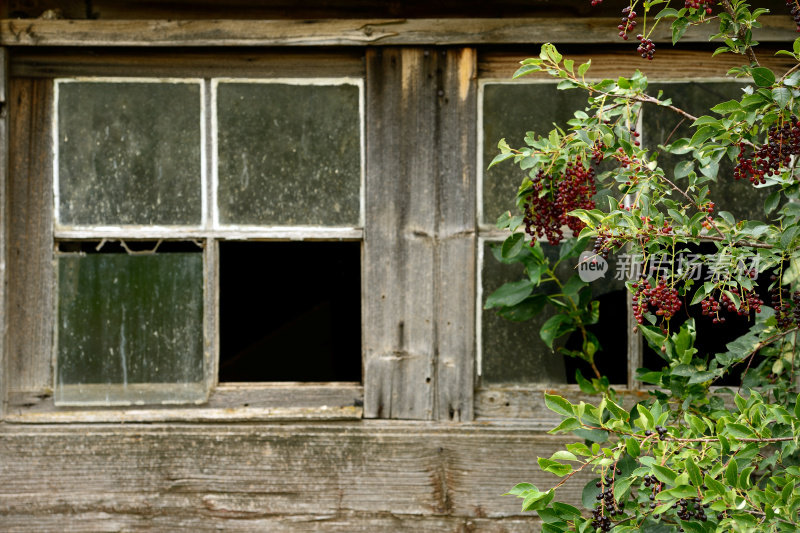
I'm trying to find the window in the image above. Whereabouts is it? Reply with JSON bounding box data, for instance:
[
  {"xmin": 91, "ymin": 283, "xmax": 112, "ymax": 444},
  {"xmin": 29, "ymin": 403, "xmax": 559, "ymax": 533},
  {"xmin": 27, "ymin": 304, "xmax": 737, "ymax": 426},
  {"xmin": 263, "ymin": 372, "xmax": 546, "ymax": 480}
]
[
  {"xmin": 51, "ymin": 76, "xmax": 364, "ymax": 406},
  {"xmin": 473, "ymin": 50, "xmax": 791, "ymax": 418}
]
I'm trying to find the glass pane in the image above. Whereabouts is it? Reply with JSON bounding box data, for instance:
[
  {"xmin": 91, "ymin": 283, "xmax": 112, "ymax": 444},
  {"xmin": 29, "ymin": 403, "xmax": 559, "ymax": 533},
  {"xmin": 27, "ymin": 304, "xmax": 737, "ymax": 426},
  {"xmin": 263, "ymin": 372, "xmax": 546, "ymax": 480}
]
[
  {"xmin": 216, "ymin": 82, "xmax": 361, "ymax": 226},
  {"xmin": 481, "ymin": 241, "xmax": 629, "ymax": 384},
  {"xmin": 481, "ymin": 83, "xmax": 589, "ymax": 225},
  {"xmin": 55, "ymin": 250, "xmax": 205, "ymax": 405},
  {"xmin": 645, "ymin": 81, "xmax": 769, "ymax": 222},
  {"xmin": 57, "ymin": 81, "xmax": 203, "ymax": 226}
]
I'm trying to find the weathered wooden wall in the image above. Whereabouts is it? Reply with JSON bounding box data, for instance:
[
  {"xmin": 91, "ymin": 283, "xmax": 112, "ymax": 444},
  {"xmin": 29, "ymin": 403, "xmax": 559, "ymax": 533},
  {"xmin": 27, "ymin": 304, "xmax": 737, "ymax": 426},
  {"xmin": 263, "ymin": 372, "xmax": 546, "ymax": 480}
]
[{"xmin": 0, "ymin": 422, "xmax": 588, "ymax": 532}]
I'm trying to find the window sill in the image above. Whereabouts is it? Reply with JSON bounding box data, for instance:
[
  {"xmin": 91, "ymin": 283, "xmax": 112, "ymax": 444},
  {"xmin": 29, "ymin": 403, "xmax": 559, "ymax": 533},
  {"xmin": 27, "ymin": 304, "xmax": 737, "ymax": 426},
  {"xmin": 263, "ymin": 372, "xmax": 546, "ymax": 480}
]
[{"xmin": 5, "ymin": 382, "xmax": 363, "ymax": 423}]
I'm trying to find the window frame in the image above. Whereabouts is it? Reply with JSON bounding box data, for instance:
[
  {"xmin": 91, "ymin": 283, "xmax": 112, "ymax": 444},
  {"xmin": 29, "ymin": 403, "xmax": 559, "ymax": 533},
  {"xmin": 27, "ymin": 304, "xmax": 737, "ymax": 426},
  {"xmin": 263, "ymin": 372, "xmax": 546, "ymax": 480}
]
[
  {"xmin": 472, "ymin": 47, "xmax": 797, "ymax": 420},
  {"xmin": 4, "ymin": 50, "xmax": 369, "ymax": 422}
]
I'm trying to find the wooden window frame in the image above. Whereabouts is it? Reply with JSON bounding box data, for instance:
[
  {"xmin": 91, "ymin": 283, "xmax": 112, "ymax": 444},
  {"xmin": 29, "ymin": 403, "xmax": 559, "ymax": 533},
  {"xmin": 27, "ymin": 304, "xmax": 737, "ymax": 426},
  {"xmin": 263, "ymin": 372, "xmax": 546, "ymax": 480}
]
[
  {"xmin": 473, "ymin": 48, "xmax": 796, "ymax": 420},
  {"xmin": 0, "ymin": 18, "xmax": 794, "ymax": 424}
]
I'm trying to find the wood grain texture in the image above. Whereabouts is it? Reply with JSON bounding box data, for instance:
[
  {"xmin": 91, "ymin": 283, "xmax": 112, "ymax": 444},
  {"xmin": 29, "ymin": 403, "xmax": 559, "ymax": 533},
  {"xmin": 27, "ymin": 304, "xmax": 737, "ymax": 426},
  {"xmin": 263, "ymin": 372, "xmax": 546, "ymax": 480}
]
[
  {"xmin": 436, "ymin": 48, "xmax": 477, "ymax": 422},
  {"xmin": 0, "ymin": 422, "xmax": 586, "ymax": 531},
  {"xmin": 363, "ymin": 48, "xmax": 437, "ymax": 419},
  {"xmin": 479, "ymin": 48, "xmax": 798, "ymax": 80},
  {"xmin": 10, "ymin": 49, "xmax": 366, "ymax": 79},
  {"xmin": 0, "ymin": 47, "xmax": 7, "ymax": 418},
  {"xmin": 475, "ymin": 385, "xmax": 652, "ymax": 420},
  {"xmin": 6, "ymin": 77, "xmax": 53, "ymax": 392},
  {"xmin": 0, "ymin": 16, "xmax": 794, "ymax": 47}
]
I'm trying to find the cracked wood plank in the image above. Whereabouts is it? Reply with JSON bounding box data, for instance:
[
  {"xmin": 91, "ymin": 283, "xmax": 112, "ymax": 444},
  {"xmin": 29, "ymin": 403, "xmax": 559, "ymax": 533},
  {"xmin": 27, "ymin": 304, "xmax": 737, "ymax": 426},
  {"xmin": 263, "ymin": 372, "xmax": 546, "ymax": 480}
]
[
  {"xmin": 0, "ymin": 47, "xmax": 6, "ymax": 418},
  {"xmin": 0, "ymin": 422, "xmax": 586, "ymax": 531},
  {"xmin": 0, "ymin": 16, "xmax": 794, "ymax": 47}
]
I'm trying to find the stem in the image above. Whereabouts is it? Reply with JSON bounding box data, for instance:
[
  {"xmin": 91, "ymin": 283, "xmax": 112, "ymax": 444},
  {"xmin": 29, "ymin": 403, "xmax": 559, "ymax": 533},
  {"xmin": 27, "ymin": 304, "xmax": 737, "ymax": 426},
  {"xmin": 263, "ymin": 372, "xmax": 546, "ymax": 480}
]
[{"xmin": 719, "ymin": 0, "xmax": 760, "ymax": 66}]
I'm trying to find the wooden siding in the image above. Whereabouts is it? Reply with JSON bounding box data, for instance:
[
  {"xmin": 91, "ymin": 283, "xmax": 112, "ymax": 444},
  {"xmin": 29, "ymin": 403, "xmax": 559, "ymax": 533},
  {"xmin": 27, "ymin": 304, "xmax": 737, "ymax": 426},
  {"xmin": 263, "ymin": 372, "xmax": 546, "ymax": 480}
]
[
  {"xmin": 0, "ymin": 47, "xmax": 7, "ymax": 418},
  {"xmin": 363, "ymin": 48, "xmax": 476, "ymax": 420},
  {"xmin": 6, "ymin": 77, "xmax": 53, "ymax": 394},
  {"xmin": 0, "ymin": 421, "xmax": 586, "ymax": 532},
  {"xmin": 0, "ymin": 16, "xmax": 795, "ymax": 47}
]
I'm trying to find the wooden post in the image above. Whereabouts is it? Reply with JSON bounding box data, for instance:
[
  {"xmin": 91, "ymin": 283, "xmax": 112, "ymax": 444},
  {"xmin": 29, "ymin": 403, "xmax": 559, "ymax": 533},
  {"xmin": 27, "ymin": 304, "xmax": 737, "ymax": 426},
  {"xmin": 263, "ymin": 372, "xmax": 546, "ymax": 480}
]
[
  {"xmin": 0, "ymin": 47, "xmax": 7, "ymax": 418},
  {"xmin": 363, "ymin": 48, "xmax": 476, "ymax": 420}
]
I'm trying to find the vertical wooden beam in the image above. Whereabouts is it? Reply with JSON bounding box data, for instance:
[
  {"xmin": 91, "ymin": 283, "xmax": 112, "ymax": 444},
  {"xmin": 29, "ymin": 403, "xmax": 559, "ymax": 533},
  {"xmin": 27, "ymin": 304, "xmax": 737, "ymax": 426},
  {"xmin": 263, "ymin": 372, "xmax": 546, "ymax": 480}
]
[
  {"xmin": 0, "ymin": 47, "xmax": 8, "ymax": 417},
  {"xmin": 7, "ymin": 77, "xmax": 54, "ymax": 394},
  {"xmin": 364, "ymin": 48, "xmax": 437, "ymax": 419},
  {"xmin": 364, "ymin": 48, "xmax": 477, "ymax": 420},
  {"xmin": 435, "ymin": 48, "xmax": 476, "ymax": 421}
]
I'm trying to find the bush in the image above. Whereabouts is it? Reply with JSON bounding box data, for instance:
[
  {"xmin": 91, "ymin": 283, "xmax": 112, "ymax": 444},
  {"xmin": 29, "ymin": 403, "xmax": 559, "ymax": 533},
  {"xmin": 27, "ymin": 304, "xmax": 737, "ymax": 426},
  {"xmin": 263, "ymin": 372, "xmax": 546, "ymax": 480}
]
[{"xmin": 488, "ymin": 2, "xmax": 800, "ymax": 531}]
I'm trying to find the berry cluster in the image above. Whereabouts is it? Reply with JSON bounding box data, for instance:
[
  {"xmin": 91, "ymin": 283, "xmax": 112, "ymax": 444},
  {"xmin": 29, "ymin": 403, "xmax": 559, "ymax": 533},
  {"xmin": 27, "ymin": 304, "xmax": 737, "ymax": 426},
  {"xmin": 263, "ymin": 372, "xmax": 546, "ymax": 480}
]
[
  {"xmin": 631, "ymin": 277, "xmax": 682, "ymax": 325},
  {"xmin": 636, "ymin": 35, "xmax": 655, "ymax": 60},
  {"xmin": 645, "ymin": 425, "xmax": 669, "ymax": 440},
  {"xmin": 591, "ymin": 467, "xmax": 624, "ymax": 532},
  {"xmin": 685, "ymin": 0, "xmax": 713, "ymax": 14},
  {"xmin": 592, "ymin": 230, "xmax": 624, "ymax": 260},
  {"xmin": 591, "ymin": 140, "xmax": 606, "ymax": 164},
  {"xmin": 618, "ymin": 7, "xmax": 637, "ymax": 40},
  {"xmin": 788, "ymin": 0, "xmax": 800, "ymax": 32},
  {"xmin": 522, "ymin": 157, "xmax": 597, "ymax": 245},
  {"xmin": 770, "ymin": 276, "xmax": 800, "ymax": 330},
  {"xmin": 734, "ymin": 117, "xmax": 800, "ymax": 184},
  {"xmin": 674, "ymin": 497, "xmax": 709, "ymax": 522}
]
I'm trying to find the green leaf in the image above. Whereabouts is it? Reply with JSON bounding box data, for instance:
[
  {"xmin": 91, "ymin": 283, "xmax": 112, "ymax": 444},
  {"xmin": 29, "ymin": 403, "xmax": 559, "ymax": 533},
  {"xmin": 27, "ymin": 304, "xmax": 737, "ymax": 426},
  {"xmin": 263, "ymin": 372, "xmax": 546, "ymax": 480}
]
[
  {"xmin": 522, "ymin": 489, "xmax": 555, "ymax": 511},
  {"xmin": 718, "ymin": 211, "xmax": 735, "ymax": 226},
  {"xmin": 704, "ymin": 473, "xmax": 727, "ymax": 495},
  {"xmin": 484, "ymin": 279, "xmax": 534, "ymax": 309},
  {"xmin": 488, "ymin": 152, "xmax": 515, "ymax": 168},
  {"xmin": 655, "ymin": 7, "xmax": 680, "ymax": 19},
  {"xmin": 549, "ymin": 417, "xmax": 581, "ymax": 433},
  {"xmin": 538, "ymin": 457, "xmax": 572, "ymax": 477},
  {"xmin": 578, "ymin": 60, "xmax": 591, "ymax": 77},
  {"xmin": 540, "ymin": 313, "xmax": 573, "ymax": 349},
  {"xmin": 614, "ymin": 477, "xmax": 634, "ymax": 501},
  {"xmin": 751, "ymin": 67, "xmax": 776, "ymax": 87},
  {"xmin": 551, "ymin": 450, "xmax": 578, "ymax": 462},
  {"xmin": 724, "ymin": 461, "xmax": 741, "ymax": 489},
  {"xmin": 772, "ymin": 87, "xmax": 792, "ymax": 109},
  {"xmin": 637, "ymin": 404, "xmax": 655, "ymax": 430},
  {"xmin": 652, "ymin": 464, "xmax": 678, "ymax": 486},
  {"xmin": 688, "ymin": 371, "xmax": 716, "ymax": 385},
  {"xmin": 544, "ymin": 393, "xmax": 575, "ymax": 417},
  {"xmin": 765, "ymin": 190, "xmax": 781, "ymax": 215},
  {"xmin": 505, "ymin": 482, "xmax": 537, "ymax": 496},
  {"xmin": 497, "ymin": 294, "xmax": 548, "ymax": 322},
  {"xmin": 573, "ymin": 428, "xmax": 609, "ymax": 443},
  {"xmin": 626, "ymin": 437, "xmax": 641, "ymax": 458},
  {"xmin": 582, "ymin": 478, "xmax": 602, "ymax": 509},
  {"xmin": 672, "ymin": 17, "xmax": 690, "ymax": 45},
  {"xmin": 725, "ymin": 423, "xmax": 755, "ymax": 439},
  {"xmin": 686, "ymin": 459, "xmax": 703, "ymax": 488},
  {"xmin": 502, "ymin": 232, "xmax": 525, "ymax": 260},
  {"xmin": 711, "ymin": 100, "xmax": 742, "ymax": 114},
  {"xmin": 674, "ymin": 160, "xmax": 695, "ymax": 179}
]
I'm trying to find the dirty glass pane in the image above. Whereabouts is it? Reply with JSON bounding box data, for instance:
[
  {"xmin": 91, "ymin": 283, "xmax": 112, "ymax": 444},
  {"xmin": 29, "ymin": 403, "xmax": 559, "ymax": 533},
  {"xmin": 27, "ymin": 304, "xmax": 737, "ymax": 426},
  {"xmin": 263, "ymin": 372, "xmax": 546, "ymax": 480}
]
[
  {"xmin": 57, "ymin": 81, "xmax": 202, "ymax": 226},
  {"xmin": 482, "ymin": 83, "xmax": 589, "ymax": 225},
  {"xmin": 55, "ymin": 251, "xmax": 205, "ymax": 405},
  {"xmin": 645, "ymin": 81, "xmax": 770, "ymax": 222},
  {"xmin": 216, "ymin": 82, "xmax": 361, "ymax": 226},
  {"xmin": 481, "ymin": 240, "xmax": 628, "ymax": 384}
]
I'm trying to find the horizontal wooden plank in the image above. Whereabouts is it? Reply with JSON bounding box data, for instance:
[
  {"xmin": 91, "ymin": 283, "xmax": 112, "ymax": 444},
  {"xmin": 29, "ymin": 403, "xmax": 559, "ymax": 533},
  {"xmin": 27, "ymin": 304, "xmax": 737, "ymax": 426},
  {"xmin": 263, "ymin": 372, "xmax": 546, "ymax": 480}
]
[
  {"xmin": 1, "ymin": 16, "xmax": 794, "ymax": 47},
  {"xmin": 475, "ymin": 385, "xmax": 651, "ymax": 420},
  {"xmin": 10, "ymin": 49, "xmax": 366, "ymax": 78},
  {"xmin": 7, "ymin": 383, "xmax": 364, "ymax": 422},
  {"xmin": 0, "ymin": 421, "xmax": 585, "ymax": 528},
  {"xmin": 479, "ymin": 47, "xmax": 798, "ymax": 80},
  {"xmin": 0, "ymin": 512, "xmax": 543, "ymax": 533}
]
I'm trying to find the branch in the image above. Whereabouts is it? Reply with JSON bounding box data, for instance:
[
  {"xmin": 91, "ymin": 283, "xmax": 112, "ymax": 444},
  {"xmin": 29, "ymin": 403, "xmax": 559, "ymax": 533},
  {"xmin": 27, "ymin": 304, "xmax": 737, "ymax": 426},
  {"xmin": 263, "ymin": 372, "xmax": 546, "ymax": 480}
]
[{"xmin": 719, "ymin": 0, "xmax": 760, "ymax": 66}]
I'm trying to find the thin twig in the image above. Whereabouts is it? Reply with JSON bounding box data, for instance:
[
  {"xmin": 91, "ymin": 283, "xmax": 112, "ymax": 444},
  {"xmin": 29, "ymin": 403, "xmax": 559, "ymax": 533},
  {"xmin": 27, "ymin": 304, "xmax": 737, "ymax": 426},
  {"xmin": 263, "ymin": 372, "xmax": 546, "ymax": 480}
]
[{"xmin": 719, "ymin": 0, "xmax": 760, "ymax": 66}]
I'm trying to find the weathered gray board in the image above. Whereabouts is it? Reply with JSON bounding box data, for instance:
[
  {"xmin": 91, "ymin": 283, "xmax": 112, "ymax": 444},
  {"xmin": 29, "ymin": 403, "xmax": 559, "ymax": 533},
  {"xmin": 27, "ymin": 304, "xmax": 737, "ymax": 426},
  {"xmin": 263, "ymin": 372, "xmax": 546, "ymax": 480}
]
[
  {"xmin": 0, "ymin": 422, "xmax": 587, "ymax": 532},
  {"xmin": 363, "ymin": 48, "xmax": 475, "ymax": 421}
]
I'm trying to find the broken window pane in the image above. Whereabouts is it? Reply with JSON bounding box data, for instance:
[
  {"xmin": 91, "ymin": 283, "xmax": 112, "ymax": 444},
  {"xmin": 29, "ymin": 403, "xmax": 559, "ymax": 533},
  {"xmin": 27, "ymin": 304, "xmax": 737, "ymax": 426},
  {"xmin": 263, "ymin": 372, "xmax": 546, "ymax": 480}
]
[
  {"xmin": 55, "ymin": 244, "xmax": 205, "ymax": 405},
  {"xmin": 57, "ymin": 81, "xmax": 203, "ymax": 226},
  {"xmin": 218, "ymin": 241, "xmax": 362, "ymax": 382},
  {"xmin": 216, "ymin": 82, "xmax": 361, "ymax": 226},
  {"xmin": 481, "ymin": 83, "xmax": 589, "ymax": 226}
]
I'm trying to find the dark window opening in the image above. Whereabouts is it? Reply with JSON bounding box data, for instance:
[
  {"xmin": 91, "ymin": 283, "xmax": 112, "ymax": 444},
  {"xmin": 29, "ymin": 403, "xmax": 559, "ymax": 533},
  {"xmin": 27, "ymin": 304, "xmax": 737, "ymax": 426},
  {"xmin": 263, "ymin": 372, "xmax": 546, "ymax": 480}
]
[{"xmin": 219, "ymin": 241, "xmax": 362, "ymax": 383}]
